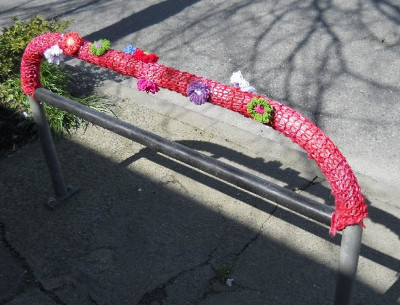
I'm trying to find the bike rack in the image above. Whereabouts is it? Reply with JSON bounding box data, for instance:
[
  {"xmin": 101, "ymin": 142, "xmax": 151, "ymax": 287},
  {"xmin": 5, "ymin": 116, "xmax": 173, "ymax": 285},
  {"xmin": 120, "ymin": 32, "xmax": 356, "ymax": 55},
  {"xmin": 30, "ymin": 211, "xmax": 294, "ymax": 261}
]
[{"xmin": 21, "ymin": 32, "xmax": 368, "ymax": 304}]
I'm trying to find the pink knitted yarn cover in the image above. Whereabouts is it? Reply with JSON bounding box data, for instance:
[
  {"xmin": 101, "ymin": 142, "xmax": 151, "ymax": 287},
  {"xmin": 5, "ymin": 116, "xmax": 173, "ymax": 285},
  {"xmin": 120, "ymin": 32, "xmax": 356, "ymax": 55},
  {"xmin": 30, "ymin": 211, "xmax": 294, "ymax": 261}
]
[{"xmin": 20, "ymin": 33, "xmax": 368, "ymax": 235}]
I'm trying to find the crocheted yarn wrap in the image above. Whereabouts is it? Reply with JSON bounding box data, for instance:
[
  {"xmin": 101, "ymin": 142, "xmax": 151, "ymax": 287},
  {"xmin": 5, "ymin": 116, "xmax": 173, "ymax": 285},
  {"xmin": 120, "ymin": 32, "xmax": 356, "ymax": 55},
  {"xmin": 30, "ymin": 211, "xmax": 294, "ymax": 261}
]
[{"xmin": 20, "ymin": 33, "xmax": 368, "ymax": 235}]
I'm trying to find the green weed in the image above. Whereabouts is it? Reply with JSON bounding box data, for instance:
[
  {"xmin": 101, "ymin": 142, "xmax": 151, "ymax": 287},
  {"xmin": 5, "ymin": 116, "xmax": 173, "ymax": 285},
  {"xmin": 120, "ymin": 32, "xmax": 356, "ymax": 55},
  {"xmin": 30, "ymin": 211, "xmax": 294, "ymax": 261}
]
[{"xmin": 0, "ymin": 16, "xmax": 110, "ymax": 134}]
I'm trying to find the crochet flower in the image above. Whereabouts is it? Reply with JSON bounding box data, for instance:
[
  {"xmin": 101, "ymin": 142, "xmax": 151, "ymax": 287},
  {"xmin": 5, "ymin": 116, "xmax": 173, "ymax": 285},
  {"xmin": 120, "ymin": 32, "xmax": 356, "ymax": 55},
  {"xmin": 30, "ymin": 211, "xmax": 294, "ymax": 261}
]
[
  {"xmin": 123, "ymin": 44, "xmax": 136, "ymax": 55},
  {"xmin": 43, "ymin": 45, "xmax": 64, "ymax": 65},
  {"xmin": 89, "ymin": 39, "xmax": 111, "ymax": 56},
  {"xmin": 230, "ymin": 71, "xmax": 256, "ymax": 93},
  {"xmin": 137, "ymin": 77, "xmax": 159, "ymax": 94},
  {"xmin": 133, "ymin": 48, "xmax": 159, "ymax": 63},
  {"xmin": 247, "ymin": 97, "xmax": 273, "ymax": 124},
  {"xmin": 187, "ymin": 81, "xmax": 210, "ymax": 105},
  {"xmin": 60, "ymin": 32, "xmax": 82, "ymax": 56}
]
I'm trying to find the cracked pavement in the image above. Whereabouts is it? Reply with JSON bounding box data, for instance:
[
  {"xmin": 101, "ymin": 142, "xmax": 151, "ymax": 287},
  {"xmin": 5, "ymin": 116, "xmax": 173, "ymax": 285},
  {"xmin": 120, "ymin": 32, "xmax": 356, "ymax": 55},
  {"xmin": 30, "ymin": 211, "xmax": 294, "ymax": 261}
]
[
  {"xmin": 1, "ymin": 0, "xmax": 400, "ymax": 304},
  {"xmin": 1, "ymin": 91, "xmax": 399, "ymax": 304}
]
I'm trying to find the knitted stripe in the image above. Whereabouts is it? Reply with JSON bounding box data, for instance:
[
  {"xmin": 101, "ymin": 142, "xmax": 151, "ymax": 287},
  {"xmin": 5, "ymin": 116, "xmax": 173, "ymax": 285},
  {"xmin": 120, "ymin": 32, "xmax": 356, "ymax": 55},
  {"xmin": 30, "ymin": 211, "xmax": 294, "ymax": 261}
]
[{"xmin": 20, "ymin": 33, "xmax": 368, "ymax": 235}]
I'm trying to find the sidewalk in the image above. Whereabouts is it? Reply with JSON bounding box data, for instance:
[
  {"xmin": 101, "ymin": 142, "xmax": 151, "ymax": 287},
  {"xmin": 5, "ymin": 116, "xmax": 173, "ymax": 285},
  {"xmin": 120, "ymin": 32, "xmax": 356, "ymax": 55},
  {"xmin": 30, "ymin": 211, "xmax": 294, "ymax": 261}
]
[
  {"xmin": 1, "ymin": 0, "xmax": 399, "ymax": 189},
  {"xmin": 1, "ymin": 80, "xmax": 399, "ymax": 304},
  {"xmin": 1, "ymin": 1, "xmax": 399, "ymax": 304}
]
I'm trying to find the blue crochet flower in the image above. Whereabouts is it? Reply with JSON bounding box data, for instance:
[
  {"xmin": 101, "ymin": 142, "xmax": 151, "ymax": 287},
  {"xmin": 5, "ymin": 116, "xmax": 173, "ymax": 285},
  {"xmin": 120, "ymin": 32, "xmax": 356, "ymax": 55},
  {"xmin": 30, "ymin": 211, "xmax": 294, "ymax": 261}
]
[{"xmin": 123, "ymin": 44, "xmax": 136, "ymax": 55}]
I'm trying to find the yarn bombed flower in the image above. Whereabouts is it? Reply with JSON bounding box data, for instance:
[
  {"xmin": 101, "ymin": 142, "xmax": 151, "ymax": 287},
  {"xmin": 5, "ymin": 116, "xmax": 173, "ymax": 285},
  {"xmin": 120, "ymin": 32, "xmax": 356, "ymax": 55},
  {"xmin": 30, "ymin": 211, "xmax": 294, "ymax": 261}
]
[
  {"xmin": 137, "ymin": 77, "xmax": 159, "ymax": 94},
  {"xmin": 187, "ymin": 81, "xmax": 210, "ymax": 105},
  {"xmin": 60, "ymin": 32, "xmax": 82, "ymax": 56},
  {"xmin": 230, "ymin": 71, "xmax": 256, "ymax": 93},
  {"xmin": 43, "ymin": 45, "xmax": 64, "ymax": 65},
  {"xmin": 247, "ymin": 97, "xmax": 273, "ymax": 124},
  {"xmin": 133, "ymin": 49, "xmax": 159, "ymax": 63},
  {"xmin": 123, "ymin": 44, "xmax": 136, "ymax": 55},
  {"xmin": 89, "ymin": 39, "xmax": 111, "ymax": 56}
]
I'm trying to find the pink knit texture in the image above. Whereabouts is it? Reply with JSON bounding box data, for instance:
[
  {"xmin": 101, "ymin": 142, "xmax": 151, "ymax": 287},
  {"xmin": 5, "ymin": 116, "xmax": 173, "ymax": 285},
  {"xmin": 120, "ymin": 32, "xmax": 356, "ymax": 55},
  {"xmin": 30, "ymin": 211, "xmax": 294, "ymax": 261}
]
[{"xmin": 20, "ymin": 33, "xmax": 368, "ymax": 235}]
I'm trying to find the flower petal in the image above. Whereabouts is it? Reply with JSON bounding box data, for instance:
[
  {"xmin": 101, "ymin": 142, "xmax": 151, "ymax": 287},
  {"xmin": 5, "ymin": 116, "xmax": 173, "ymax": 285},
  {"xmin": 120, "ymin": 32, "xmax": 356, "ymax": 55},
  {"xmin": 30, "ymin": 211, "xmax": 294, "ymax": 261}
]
[{"xmin": 187, "ymin": 81, "xmax": 210, "ymax": 105}]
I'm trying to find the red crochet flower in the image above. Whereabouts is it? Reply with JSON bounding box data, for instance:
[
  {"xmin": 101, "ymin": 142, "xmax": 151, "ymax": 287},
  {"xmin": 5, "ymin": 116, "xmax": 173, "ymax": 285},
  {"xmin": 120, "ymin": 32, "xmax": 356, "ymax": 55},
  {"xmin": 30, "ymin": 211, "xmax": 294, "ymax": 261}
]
[
  {"xmin": 133, "ymin": 49, "xmax": 159, "ymax": 63},
  {"xmin": 60, "ymin": 32, "xmax": 82, "ymax": 56}
]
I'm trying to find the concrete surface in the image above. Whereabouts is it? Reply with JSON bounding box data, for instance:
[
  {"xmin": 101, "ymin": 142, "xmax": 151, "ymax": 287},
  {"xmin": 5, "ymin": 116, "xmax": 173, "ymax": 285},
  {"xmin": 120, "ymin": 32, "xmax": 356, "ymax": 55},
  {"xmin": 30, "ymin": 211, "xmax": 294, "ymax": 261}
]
[
  {"xmin": 1, "ymin": 1, "xmax": 399, "ymax": 304},
  {"xmin": 1, "ymin": 85, "xmax": 399, "ymax": 304},
  {"xmin": 1, "ymin": 0, "xmax": 399, "ymax": 189}
]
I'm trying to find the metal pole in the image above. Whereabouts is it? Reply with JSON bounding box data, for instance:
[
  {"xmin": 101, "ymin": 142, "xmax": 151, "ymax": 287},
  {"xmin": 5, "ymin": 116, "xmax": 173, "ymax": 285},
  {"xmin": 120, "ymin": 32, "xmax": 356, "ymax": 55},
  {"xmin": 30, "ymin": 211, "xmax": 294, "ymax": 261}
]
[
  {"xmin": 32, "ymin": 88, "xmax": 364, "ymax": 302},
  {"xmin": 28, "ymin": 97, "xmax": 77, "ymax": 208},
  {"xmin": 334, "ymin": 224, "xmax": 363, "ymax": 305},
  {"xmin": 34, "ymin": 88, "xmax": 334, "ymax": 225}
]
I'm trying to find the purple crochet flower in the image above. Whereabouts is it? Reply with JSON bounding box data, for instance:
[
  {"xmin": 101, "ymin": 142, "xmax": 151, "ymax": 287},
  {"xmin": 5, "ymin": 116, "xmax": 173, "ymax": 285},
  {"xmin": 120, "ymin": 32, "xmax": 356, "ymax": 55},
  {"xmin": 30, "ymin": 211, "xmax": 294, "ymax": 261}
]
[{"xmin": 187, "ymin": 81, "xmax": 210, "ymax": 105}]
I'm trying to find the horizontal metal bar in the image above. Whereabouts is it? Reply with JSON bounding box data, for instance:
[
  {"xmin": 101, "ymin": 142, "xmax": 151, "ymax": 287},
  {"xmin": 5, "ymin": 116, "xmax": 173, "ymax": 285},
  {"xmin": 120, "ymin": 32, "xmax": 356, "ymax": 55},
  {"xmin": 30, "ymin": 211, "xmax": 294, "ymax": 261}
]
[{"xmin": 34, "ymin": 88, "xmax": 334, "ymax": 225}]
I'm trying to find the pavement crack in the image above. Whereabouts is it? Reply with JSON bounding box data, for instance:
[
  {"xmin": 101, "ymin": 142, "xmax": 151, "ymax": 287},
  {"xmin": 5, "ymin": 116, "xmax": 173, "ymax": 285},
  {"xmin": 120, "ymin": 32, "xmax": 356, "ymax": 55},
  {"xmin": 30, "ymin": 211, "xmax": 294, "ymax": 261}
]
[
  {"xmin": 0, "ymin": 222, "xmax": 67, "ymax": 305},
  {"xmin": 162, "ymin": 174, "xmax": 190, "ymax": 196},
  {"xmin": 293, "ymin": 175, "xmax": 319, "ymax": 193},
  {"xmin": 199, "ymin": 215, "xmax": 275, "ymax": 303},
  {"xmin": 88, "ymin": 293, "xmax": 100, "ymax": 305},
  {"xmin": 138, "ymin": 286, "xmax": 167, "ymax": 305},
  {"xmin": 232, "ymin": 214, "xmax": 273, "ymax": 266},
  {"xmin": 137, "ymin": 247, "xmax": 217, "ymax": 305}
]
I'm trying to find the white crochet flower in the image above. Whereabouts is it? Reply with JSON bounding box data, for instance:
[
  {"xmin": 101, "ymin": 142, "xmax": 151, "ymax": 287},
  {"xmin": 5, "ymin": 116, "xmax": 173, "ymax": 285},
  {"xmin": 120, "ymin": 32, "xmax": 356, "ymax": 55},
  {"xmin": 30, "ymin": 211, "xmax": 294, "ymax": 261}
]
[
  {"xmin": 230, "ymin": 70, "xmax": 256, "ymax": 93},
  {"xmin": 43, "ymin": 45, "xmax": 65, "ymax": 65}
]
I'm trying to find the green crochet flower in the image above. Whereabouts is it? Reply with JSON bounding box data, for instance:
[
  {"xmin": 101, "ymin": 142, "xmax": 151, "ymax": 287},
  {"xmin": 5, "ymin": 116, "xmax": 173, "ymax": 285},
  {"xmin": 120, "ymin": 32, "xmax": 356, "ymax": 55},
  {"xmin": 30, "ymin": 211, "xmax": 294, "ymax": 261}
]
[
  {"xmin": 89, "ymin": 39, "xmax": 111, "ymax": 56},
  {"xmin": 247, "ymin": 97, "xmax": 274, "ymax": 124}
]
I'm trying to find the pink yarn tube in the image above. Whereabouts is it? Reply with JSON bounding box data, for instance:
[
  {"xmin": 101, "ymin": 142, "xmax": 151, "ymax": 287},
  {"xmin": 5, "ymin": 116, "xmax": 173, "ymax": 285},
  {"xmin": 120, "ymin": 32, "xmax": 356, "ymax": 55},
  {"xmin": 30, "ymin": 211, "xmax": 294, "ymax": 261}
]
[{"xmin": 21, "ymin": 33, "xmax": 368, "ymax": 235}]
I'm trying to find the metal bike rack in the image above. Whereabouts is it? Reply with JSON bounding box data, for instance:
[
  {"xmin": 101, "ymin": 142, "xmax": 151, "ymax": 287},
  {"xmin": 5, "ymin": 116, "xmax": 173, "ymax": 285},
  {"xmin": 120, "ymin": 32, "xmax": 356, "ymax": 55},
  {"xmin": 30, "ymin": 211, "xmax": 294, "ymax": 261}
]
[{"xmin": 29, "ymin": 87, "xmax": 363, "ymax": 305}]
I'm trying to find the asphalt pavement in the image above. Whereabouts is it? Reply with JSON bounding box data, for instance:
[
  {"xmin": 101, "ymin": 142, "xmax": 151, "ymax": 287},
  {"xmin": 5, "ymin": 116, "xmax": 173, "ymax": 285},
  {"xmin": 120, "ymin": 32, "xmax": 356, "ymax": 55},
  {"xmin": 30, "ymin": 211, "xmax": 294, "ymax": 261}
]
[{"xmin": 0, "ymin": 1, "xmax": 399, "ymax": 304}]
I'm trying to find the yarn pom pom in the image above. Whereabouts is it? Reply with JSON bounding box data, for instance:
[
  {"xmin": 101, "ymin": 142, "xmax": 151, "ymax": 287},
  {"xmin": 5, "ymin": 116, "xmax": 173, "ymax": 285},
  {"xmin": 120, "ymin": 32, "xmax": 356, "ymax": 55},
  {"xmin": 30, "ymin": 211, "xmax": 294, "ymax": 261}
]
[
  {"xmin": 247, "ymin": 97, "xmax": 273, "ymax": 124},
  {"xmin": 89, "ymin": 39, "xmax": 111, "ymax": 56},
  {"xmin": 133, "ymin": 49, "xmax": 159, "ymax": 63},
  {"xmin": 230, "ymin": 71, "xmax": 256, "ymax": 93},
  {"xmin": 123, "ymin": 44, "xmax": 136, "ymax": 55},
  {"xmin": 43, "ymin": 45, "xmax": 64, "ymax": 65},
  {"xmin": 60, "ymin": 32, "xmax": 82, "ymax": 56},
  {"xmin": 187, "ymin": 81, "xmax": 210, "ymax": 105},
  {"xmin": 137, "ymin": 77, "xmax": 159, "ymax": 94}
]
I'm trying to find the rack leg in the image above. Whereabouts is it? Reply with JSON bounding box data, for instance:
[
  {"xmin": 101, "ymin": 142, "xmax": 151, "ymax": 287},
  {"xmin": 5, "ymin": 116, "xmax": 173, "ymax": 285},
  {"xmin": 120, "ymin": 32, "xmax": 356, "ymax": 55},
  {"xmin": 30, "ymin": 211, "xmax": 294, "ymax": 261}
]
[
  {"xmin": 334, "ymin": 224, "xmax": 363, "ymax": 305},
  {"xmin": 28, "ymin": 96, "xmax": 78, "ymax": 208}
]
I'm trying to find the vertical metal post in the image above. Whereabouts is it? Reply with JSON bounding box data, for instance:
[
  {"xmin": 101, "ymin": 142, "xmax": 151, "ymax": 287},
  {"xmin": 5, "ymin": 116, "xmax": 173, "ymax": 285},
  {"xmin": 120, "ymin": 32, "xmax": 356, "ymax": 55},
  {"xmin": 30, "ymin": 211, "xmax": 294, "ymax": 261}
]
[
  {"xmin": 334, "ymin": 224, "xmax": 363, "ymax": 305},
  {"xmin": 28, "ymin": 96, "xmax": 77, "ymax": 208}
]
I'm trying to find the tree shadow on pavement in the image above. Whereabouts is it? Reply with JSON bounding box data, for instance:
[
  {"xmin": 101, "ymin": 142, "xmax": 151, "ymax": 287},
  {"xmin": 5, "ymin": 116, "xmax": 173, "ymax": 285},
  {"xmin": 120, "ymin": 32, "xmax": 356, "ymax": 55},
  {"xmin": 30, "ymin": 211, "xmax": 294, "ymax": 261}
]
[
  {"xmin": 1, "ymin": 1, "xmax": 399, "ymax": 303},
  {"xmin": 84, "ymin": 0, "xmax": 201, "ymax": 43}
]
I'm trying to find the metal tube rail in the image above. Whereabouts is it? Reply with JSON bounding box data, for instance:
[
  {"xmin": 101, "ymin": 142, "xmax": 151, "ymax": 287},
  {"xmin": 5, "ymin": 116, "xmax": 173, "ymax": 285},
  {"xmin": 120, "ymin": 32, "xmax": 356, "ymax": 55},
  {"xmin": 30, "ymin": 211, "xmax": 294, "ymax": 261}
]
[
  {"xmin": 34, "ymin": 87, "xmax": 334, "ymax": 226},
  {"xmin": 21, "ymin": 32, "xmax": 367, "ymax": 305},
  {"xmin": 21, "ymin": 32, "xmax": 368, "ymax": 236}
]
